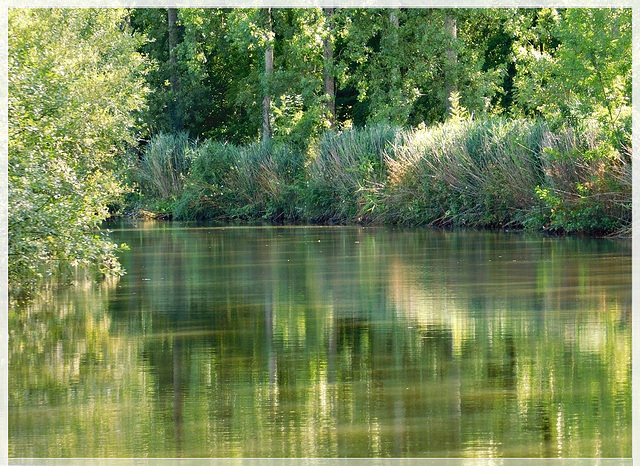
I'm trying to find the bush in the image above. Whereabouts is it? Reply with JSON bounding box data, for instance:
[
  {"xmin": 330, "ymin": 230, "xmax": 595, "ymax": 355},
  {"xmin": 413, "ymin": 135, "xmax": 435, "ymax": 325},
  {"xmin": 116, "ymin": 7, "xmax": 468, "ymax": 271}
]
[
  {"xmin": 9, "ymin": 9, "xmax": 148, "ymax": 297},
  {"xmin": 536, "ymin": 122, "xmax": 631, "ymax": 235}
]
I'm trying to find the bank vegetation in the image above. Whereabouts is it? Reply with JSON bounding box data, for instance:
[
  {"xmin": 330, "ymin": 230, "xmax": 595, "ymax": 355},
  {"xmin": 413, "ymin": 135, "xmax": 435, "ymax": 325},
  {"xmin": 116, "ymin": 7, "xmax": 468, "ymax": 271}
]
[{"xmin": 9, "ymin": 7, "xmax": 631, "ymax": 295}]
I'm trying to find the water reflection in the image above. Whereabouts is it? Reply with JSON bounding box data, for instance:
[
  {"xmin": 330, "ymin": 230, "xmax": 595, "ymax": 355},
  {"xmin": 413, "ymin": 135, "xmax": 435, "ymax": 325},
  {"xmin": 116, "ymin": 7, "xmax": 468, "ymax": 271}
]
[{"xmin": 9, "ymin": 223, "xmax": 631, "ymax": 458}]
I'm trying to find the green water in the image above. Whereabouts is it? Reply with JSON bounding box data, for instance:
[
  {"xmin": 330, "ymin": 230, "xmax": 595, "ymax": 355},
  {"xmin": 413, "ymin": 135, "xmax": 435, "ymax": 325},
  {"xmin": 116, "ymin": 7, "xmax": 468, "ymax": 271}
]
[{"xmin": 9, "ymin": 223, "xmax": 631, "ymax": 458}]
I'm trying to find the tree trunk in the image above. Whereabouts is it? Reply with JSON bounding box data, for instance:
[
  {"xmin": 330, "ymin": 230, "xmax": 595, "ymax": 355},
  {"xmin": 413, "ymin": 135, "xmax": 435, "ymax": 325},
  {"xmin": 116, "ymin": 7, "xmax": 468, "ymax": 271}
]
[
  {"xmin": 167, "ymin": 8, "xmax": 182, "ymax": 131},
  {"xmin": 323, "ymin": 8, "xmax": 335, "ymax": 129},
  {"xmin": 388, "ymin": 10, "xmax": 401, "ymax": 112},
  {"xmin": 444, "ymin": 12, "xmax": 457, "ymax": 117},
  {"xmin": 261, "ymin": 8, "xmax": 273, "ymax": 143}
]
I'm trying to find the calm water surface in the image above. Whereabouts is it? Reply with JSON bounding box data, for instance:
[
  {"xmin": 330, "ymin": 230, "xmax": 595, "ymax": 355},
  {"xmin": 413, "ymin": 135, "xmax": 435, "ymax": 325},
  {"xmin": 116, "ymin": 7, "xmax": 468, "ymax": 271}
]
[{"xmin": 9, "ymin": 223, "xmax": 631, "ymax": 458}]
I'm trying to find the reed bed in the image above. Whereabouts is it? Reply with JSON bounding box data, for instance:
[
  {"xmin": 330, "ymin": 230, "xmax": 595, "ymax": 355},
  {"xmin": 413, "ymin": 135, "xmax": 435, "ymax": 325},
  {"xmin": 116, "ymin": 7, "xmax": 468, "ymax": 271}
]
[
  {"xmin": 137, "ymin": 132, "xmax": 194, "ymax": 201},
  {"xmin": 305, "ymin": 123, "xmax": 402, "ymax": 222},
  {"xmin": 132, "ymin": 118, "xmax": 631, "ymax": 236},
  {"xmin": 382, "ymin": 117, "xmax": 630, "ymax": 234},
  {"xmin": 173, "ymin": 140, "xmax": 305, "ymax": 221}
]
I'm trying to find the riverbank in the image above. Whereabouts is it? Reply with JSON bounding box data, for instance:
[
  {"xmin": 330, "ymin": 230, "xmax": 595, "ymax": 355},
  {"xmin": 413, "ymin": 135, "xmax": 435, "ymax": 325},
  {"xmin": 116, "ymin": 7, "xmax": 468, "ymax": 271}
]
[{"xmin": 127, "ymin": 117, "xmax": 630, "ymax": 237}]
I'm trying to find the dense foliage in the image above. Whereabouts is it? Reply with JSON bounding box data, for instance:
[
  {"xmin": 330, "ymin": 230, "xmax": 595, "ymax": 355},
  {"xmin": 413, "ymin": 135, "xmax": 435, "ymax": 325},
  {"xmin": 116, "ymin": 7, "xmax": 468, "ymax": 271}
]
[
  {"xmin": 8, "ymin": 9, "xmax": 148, "ymax": 295},
  {"xmin": 8, "ymin": 7, "xmax": 631, "ymax": 295},
  {"xmin": 136, "ymin": 117, "xmax": 630, "ymax": 237},
  {"xmin": 130, "ymin": 8, "xmax": 630, "ymax": 140},
  {"xmin": 128, "ymin": 7, "xmax": 629, "ymax": 236}
]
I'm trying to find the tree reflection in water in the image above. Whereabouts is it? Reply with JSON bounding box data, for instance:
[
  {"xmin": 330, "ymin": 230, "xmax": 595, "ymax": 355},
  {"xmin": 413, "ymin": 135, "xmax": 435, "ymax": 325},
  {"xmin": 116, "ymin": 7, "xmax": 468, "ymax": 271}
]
[{"xmin": 9, "ymin": 224, "xmax": 631, "ymax": 458}]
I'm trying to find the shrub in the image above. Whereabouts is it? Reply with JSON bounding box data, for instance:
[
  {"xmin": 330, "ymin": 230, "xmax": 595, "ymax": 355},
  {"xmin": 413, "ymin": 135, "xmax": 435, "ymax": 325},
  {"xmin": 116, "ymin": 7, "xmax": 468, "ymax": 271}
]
[
  {"xmin": 536, "ymin": 121, "xmax": 631, "ymax": 235},
  {"xmin": 9, "ymin": 9, "xmax": 148, "ymax": 297}
]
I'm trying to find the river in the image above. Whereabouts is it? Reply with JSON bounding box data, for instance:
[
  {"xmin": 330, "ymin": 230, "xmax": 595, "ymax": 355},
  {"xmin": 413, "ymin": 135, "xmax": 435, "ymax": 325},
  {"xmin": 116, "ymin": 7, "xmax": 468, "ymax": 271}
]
[{"xmin": 8, "ymin": 222, "xmax": 631, "ymax": 458}]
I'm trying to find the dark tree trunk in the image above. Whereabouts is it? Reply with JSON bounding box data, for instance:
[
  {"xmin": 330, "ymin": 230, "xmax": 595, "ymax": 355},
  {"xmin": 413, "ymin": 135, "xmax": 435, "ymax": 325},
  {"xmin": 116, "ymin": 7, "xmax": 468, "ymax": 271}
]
[
  {"xmin": 389, "ymin": 10, "xmax": 401, "ymax": 102},
  {"xmin": 167, "ymin": 8, "xmax": 182, "ymax": 131},
  {"xmin": 262, "ymin": 8, "xmax": 273, "ymax": 143},
  {"xmin": 444, "ymin": 12, "xmax": 458, "ymax": 117},
  {"xmin": 323, "ymin": 8, "xmax": 335, "ymax": 128}
]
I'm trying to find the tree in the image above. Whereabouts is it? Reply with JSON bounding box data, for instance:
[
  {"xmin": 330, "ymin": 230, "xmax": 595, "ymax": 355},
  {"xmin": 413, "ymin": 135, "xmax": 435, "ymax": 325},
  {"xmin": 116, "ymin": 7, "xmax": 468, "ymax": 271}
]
[
  {"xmin": 175, "ymin": 8, "xmax": 258, "ymax": 143},
  {"xmin": 332, "ymin": 8, "xmax": 413, "ymax": 125},
  {"xmin": 167, "ymin": 8, "xmax": 183, "ymax": 131},
  {"xmin": 127, "ymin": 7, "xmax": 629, "ymax": 146},
  {"xmin": 444, "ymin": 11, "xmax": 458, "ymax": 117},
  {"xmin": 261, "ymin": 8, "xmax": 274, "ymax": 143},
  {"xmin": 323, "ymin": 8, "xmax": 336, "ymax": 128},
  {"xmin": 8, "ymin": 8, "xmax": 149, "ymax": 295},
  {"xmin": 510, "ymin": 8, "xmax": 631, "ymax": 136}
]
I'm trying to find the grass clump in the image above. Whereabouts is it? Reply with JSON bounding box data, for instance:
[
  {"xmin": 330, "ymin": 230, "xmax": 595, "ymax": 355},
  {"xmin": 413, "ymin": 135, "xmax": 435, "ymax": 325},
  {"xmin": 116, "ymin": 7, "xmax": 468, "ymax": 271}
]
[
  {"xmin": 305, "ymin": 123, "xmax": 402, "ymax": 222},
  {"xmin": 133, "ymin": 132, "xmax": 195, "ymax": 214},
  {"xmin": 382, "ymin": 117, "xmax": 630, "ymax": 235},
  {"xmin": 173, "ymin": 140, "xmax": 305, "ymax": 221},
  {"xmin": 384, "ymin": 118, "xmax": 549, "ymax": 227}
]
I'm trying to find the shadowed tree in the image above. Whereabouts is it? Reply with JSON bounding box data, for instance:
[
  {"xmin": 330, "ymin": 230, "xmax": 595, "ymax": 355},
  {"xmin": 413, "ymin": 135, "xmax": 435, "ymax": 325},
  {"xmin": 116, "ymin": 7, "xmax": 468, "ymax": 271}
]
[
  {"xmin": 262, "ymin": 8, "xmax": 274, "ymax": 143},
  {"xmin": 444, "ymin": 10, "xmax": 458, "ymax": 117},
  {"xmin": 167, "ymin": 8, "xmax": 182, "ymax": 131},
  {"xmin": 324, "ymin": 8, "xmax": 336, "ymax": 128}
]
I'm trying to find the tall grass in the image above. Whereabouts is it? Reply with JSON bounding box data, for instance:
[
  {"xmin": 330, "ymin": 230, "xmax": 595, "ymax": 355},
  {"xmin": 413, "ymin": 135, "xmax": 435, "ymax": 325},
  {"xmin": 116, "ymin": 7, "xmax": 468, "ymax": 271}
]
[
  {"xmin": 383, "ymin": 117, "xmax": 630, "ymax": 234},
  {"xmin": 384, "ymin": 119, "xmax": 550, "ymax": 227},
  {"xmin": 305, "ymin": 123, "xmax": 402, "ymax": 222},
  {"xmin": 132, "ymin": 118, "xmax": 631, "ymax": 236},
  {"xmin": 534, "ymin": 119, "xmax": 632, "ymax": 235},
  {"xmin": 137, "ymin": 132, "xmax": 194, "ymax": 202},
  {"xmin": 173, "ymin": 140, "xmax": 305, "ymax": 221}
]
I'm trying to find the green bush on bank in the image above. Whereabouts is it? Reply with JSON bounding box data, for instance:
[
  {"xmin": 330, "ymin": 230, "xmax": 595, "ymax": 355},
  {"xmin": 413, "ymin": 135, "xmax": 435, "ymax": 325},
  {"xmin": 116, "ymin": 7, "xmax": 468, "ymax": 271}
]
[
  {"xmin": 130, "ymin": 117, "xmax": 631, "ymax": 236},
  {"xmin": 9, "ymin": 9, "xmax": 149, "ymax": 297}
]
